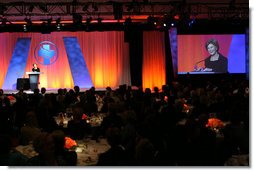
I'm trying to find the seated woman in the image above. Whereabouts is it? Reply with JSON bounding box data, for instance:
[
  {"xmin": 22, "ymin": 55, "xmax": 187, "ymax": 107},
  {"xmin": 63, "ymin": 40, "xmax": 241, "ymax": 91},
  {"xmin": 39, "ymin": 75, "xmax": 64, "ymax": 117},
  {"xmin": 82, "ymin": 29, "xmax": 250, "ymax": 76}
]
[
  {"xmin": 51, "ymin": 130, "xmax": 77, "ymax": 166},
  {"xmin": 97, "ymin": 127, "xmax": 127, "ymax": 166},
  {"xmin": 0, "ymin": 134, "xmax": 29, "ymax": 166},
  {"xmin": 28, "ymin": 132, "xmax": 59, "ymax": 166},
  {"xmin": 20, "ymin": 111, "xmax": 42, "ymax": 145},
  {"xmin": 67, "ymin": 106, "xmax": 90, "ymax": 140}
]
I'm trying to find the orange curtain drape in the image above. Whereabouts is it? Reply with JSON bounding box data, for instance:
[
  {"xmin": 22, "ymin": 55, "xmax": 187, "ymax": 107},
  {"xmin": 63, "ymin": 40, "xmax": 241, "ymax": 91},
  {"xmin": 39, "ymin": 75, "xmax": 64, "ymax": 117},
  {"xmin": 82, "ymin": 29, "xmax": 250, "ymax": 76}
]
[
  {"xmin": 142, "ymin": 31, "xmax": 166, "ymax": 91},
  {"xmin": 0, "ymin": 31, "xmax": 131, "ymax": 89}
]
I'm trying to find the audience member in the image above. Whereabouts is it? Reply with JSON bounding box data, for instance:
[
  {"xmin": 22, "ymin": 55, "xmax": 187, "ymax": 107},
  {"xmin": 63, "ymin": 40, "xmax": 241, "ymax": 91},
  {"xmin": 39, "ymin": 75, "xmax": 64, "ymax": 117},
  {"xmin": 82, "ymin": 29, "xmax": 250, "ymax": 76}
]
[
  {"xmin": 97, "ymin": 127, "xmax": 127, "ymax": 166},
  {"xmin": 0, "ymin": 134, "xmax": 29, "ymax": 166},
  {"xmin": 51, "ymin": 130, "xmax": 77, "ymax": 166}
]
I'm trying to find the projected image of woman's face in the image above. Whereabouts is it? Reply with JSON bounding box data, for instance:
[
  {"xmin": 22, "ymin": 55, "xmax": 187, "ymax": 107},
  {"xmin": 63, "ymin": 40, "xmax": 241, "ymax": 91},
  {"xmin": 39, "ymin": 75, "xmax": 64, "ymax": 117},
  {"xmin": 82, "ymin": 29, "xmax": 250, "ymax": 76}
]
[{"xmin": 207, "ymin": 43, "xmax": 218, "ymax": 56}]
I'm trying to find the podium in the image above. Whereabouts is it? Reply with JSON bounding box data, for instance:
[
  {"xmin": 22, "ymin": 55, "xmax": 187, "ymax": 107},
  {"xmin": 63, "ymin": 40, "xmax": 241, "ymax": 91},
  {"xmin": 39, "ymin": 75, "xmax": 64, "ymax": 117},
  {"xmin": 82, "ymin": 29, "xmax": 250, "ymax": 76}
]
[{"xmin": 26, "ymin": 72, "xmax": 43, "ymax": 90}]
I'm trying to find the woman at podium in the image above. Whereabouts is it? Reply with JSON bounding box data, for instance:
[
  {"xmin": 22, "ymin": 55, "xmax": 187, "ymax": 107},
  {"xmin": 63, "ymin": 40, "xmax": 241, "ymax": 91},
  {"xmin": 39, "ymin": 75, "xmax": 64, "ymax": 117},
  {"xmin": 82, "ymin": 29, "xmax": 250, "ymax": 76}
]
[
  {"xmin": 204, "ymin": 39, "xmax": 228, "ymax": 73},
  {"xmin": 32, "ymin": 63, "xmax": 40, "ymax": 85},
  {"xmin": 32, "ymin": 63, "xmax": 40, "ymax": 72}
]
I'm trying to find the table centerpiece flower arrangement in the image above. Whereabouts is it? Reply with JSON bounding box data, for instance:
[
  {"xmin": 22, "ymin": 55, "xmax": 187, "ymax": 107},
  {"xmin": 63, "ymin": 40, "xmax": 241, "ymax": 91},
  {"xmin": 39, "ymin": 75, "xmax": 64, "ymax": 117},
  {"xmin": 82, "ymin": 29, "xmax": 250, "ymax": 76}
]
[
  {"xmin": 64, "ymin": 136, "xmax": 77, "ymax": 150},
  {"xmin": 206, "ymin": 118, "xmax": 225, "ymax": 133}
]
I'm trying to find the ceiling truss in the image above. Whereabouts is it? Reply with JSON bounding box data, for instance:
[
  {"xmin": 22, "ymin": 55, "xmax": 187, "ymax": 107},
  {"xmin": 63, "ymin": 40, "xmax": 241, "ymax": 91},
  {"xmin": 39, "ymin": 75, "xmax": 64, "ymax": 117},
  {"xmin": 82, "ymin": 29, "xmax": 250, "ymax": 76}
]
[{"xmin": 0, "ymin": 1, "xmax": 249, "ymax": 22}]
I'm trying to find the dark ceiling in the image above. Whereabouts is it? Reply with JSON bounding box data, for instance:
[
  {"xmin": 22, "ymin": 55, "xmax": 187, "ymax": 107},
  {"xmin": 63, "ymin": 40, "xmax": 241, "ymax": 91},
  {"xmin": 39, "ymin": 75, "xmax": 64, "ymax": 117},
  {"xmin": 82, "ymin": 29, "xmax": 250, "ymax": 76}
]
[{"xmin": 0, "ymin": 0, "xmax": 249, "ymax": 33}]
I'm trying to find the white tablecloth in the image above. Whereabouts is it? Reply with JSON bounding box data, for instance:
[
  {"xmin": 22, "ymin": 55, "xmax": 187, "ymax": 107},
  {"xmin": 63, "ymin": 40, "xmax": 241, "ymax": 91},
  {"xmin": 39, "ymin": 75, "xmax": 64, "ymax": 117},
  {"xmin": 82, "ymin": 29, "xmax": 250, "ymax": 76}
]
[{"xmin": 15, "ymin": 138, "xmax": 110, "ymax": 166}]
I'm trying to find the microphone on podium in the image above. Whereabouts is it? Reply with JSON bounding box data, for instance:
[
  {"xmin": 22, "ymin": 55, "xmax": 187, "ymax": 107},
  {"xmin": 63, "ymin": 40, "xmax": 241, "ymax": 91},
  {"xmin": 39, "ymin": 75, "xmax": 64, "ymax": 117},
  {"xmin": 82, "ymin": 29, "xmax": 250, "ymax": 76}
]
[{"xmin": 194, "ymin": 59, "xmax": 205, "ymax": 71}]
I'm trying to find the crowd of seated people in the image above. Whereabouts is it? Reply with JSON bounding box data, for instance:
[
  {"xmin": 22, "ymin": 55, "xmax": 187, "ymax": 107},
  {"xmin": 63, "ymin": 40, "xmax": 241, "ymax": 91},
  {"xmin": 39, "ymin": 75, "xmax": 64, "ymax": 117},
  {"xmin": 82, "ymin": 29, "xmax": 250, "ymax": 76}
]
[{"xmin": 0, "ymin": 75, "xmax": 249, "ymax": 166}]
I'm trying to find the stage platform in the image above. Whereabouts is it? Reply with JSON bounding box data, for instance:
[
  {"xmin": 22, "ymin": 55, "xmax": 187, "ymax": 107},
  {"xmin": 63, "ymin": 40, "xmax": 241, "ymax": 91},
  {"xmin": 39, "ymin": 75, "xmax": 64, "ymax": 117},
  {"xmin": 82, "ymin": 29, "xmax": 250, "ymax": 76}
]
[
  {"xmin": 2, "ymin": 88, "xmax": 104, "ymax": 95},
  {"xmin": 2, "ymin": 86, "xmax": 139, "ymax": 95}
]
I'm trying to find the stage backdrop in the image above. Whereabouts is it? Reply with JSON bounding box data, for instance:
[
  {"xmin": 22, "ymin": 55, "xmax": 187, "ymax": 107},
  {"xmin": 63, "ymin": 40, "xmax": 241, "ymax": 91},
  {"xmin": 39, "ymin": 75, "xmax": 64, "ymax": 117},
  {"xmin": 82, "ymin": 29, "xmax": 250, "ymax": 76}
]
[{"xmin": 0, "ymin": 31, "xmax": 131, "ymax": 90}]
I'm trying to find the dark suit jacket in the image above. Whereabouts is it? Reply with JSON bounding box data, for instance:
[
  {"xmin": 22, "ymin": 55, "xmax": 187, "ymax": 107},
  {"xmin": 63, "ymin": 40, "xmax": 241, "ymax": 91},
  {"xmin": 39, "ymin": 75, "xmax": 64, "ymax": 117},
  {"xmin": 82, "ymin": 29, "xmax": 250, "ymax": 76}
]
[{"xmin": 205, "ymin": 54, "xmax": 228, "ymax": 73}]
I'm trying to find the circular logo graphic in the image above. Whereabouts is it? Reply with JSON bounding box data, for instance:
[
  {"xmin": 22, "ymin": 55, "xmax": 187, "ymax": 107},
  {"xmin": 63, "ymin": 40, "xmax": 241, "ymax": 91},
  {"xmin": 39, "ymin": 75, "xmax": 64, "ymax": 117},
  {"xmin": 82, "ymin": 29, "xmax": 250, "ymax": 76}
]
[{"xmin": 34, "ymin": 41, "xmax": 58, "ymax": 65}]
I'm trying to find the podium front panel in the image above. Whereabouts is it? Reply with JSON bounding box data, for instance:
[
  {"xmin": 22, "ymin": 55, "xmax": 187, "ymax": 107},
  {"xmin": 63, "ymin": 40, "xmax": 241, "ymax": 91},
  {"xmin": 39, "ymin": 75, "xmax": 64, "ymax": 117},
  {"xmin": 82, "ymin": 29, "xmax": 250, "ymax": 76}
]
[
  {"xmin": 27, "ymin": 73, "xmax": 41, "ymax": 90},
  {"xmin": 29, "ymin": 74, "xmax": 39, "ymax": 84}
]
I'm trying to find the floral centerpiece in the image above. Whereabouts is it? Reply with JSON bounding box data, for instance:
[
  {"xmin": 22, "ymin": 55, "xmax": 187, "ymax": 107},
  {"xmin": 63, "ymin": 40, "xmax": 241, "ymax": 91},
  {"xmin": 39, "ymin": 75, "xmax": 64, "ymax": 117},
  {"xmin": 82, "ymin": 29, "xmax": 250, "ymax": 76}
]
[
  {"xmin": 183, "ymin": 103, "xmax": 190, "ymax": 114},
  {"xmin": 7, "ymin": 95, "xmax": 16, "ymax": 106},
  {"xmin": 82, "ymin": 113, "xmax": 88, "ymax": 120},
  {"xmin": 64, "ymin": 137, "xmax": 77, "ymax": 150},
  {"xmin": 206, "ymin": 118, "xmax": 224, "ymax": 132}
]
